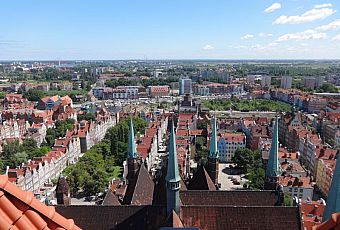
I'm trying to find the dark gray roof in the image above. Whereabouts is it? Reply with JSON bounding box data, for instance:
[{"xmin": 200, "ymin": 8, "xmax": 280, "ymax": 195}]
[
  {"xmin": 102, "ymin": 189, "xmax": 121, "ymax": 206},
  {"xmin": 56, "ymin": 205, "xmax": 166, "ymax": 230},
  {"xmin": 180, "ymin": 190, "xmax": 281, "ymax": 206},
  {"xmin": 181, "ymin": 206, "xmax": 301, "ymax": 230},
  {"xmin": 123, "ymin": 163, "xmax": 154, "ymax": 205}
]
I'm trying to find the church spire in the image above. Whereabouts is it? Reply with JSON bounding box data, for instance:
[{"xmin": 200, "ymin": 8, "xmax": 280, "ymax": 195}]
[
  {"xmin": 166, "ymin": 120, "xmax": 181, "ymax": 215},
  {"xmin": 208, "ymin": 113, "xmax": 219, "ymax": 187},
  {"xmin": 266, "ymin": 116, "xmax": 280, "ymax": 178},
  {"xmin": 209, "ymin": 113, "xmax": 218, "ymax": 158},
  {"xmin": 128, "ymin": 118, "xmax": 137, "ymax": 159},
  {"xmin": 323, "ymin": 153, "xmax": 340, "ymax": 221},
  {"xmin": 166, "ymin": 121, "xmax": 180, "ymax": 183},
  {"xmin": 127, "ymin": 118, "xmax": 139, "ymax": 185}
]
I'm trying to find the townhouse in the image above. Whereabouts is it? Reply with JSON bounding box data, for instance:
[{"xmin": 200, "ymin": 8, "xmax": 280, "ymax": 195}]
[
  {"xmin": 6, "ymin": 108, "xmax": 117, "ymax": 194},
  {"xmin": 217, "ymin": 132, "xmax": 246, "ymax": 162},
  {"xmin": 279, "ymin": 175, "xmax": 313, "ymax": 200},
  {"xmin": 316, "ymin": 158, "xmax": 335, "ymax": 197}
]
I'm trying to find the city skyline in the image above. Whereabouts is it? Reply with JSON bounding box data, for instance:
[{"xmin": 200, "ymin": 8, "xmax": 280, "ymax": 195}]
[{"xmin": 1, "ymin": 0, "xmax": 340, "ymax": 60}]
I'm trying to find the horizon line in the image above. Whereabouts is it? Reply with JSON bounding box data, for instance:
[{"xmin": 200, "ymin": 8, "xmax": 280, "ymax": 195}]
[{"xmin": 1, "ymin": 58, "xmax": 340, "ymax": 62}]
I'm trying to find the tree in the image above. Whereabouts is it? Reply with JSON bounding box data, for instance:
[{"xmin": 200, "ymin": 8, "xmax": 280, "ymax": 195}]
[
  {"xmin": 197, "ymin": 120, "xmax": 209, "ymax": 130},
  {"xmin": 78, "ymin": 112, "xmax": 96, "ymax": 122},
  {"xmin": 30, "ymin": 146, "xmax": 51, "ymax": 159},
  {"xmin": 233, "ymin": 148, "xmax": 265, "ymax": 190},
  {"xmin": 22, "ymin": 138, "xmax": 38, "ymax": 153},
  {"xmin": 195, "ymin": 137, "xmax": 209, "ymax": 164},
  {"xmin": 8, "ymin": 152, "xmax": 29, "ymax": 168},
  {"xmin": 316, "ymin": 83, "xmax": 339, "ymax": 93},
  {"xmin": 246, "ymin": 168, "xmax": 265, "ymax": 190},
  {"xmin": 284, "ymin": 193, "xmax": 293, "ymax": 206},
  {"xmin": 0, "ymin": 92, "xmax": 5, "ymax": 99},
  {"xmin": 232, "ymin": 148, "xmax": 261, "ymax": 173},
  {"xmin": 23, "ymin": 88, "xmax": 45, "ymax": 101},
  {"xmin": 45, "ymin": 128, "xmax": 57, "ymax": 147},
  {"xmin": 2, "ymin": 141, "xmax": 23, "ymax": 158}
]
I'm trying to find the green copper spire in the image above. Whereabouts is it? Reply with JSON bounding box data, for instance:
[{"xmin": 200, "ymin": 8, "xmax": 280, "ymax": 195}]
[
  {"xmin": 209, "ymin": 113, "xmax": 218, "ymax": 158},
  {"xmin": 266, "ymin": 116, "xmax": 280, "ymax": 178},
  {"xmin": 166, "ymin": 121, "xmax": 180, "ymax": 183},
  {"xmin": 128, "ymin": 118, "xmax": 138, "ymax": 159},
  {"xmin": 323, "ymin": 153, "xmax": 340, "ymax": 221}
]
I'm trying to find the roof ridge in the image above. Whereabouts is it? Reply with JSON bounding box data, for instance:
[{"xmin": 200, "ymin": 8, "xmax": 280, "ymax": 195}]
[
  {"xmin": 131, "ymin": 163, "xmax": 154, "ymax": 205},
  {"xmin": 0, "ymin": 175, "xmax": 80, "ymax": 230},
  {"xmin": 202, "ymin": 167, "xmax": 217, "ymax": 191}
]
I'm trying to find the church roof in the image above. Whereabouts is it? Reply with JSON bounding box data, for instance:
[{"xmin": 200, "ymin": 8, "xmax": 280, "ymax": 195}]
[
  {"xmin": 130, "ymin": 164, "xmax": 154, "ymax": 205},
  {"xmin": 56, "ymin": 205, "xmax": 167, "ymax": 230},
  {"xmin": 164, "ymin": 211, "xmax": 184, "ymax": 228},
  {"xmin": 123, "ymin": 164, "xmax": 154, "ymax": 205},
  {"xmin": 102, "ymin": 188, "xmax": 121, "ymax": 206},
  {"xmin": 180, "ymin": 206, "xmax": 301, "ymax": 230},
  {"xmin": 188, "ymin": 166, "xmax": 216, "ymax": 191},
  {"xmin": 180, "ymin": 190, "xmax": 280, "ymax": 206}
]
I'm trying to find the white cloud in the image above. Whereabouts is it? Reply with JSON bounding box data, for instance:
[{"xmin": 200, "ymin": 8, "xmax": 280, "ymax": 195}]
[
  {"xmin": 315, "ymin": 3, "xmax": 332, "ymax": 9},
  {"xmin": 252, "ymin": 44, "xmax": 261, "ymax": 48},
  {"xmin": 268, "ymin": 42, "xmax": 278, "ymax": 47},
  {"xmin": 316, "ymin": 19, "xmax": 340, "ymax": 31},
  {"xmin": 258, "ymin": 33, "xmax": 273, "ymax": 37},
  {"xmin": 273, "ymin": 7, "xmax": 336, "ymax": 24},
  {"xmin": 264, "ymin": 3, "xmax": 282, "ymax": 13},
  {"xmin": 277, "ymin": 29, "xmax": 327, "ymax": 42},
  {"xmin": 332, "ymin": 34, "xmax": 340, "ymax": 41},
  {"xmin": 241, "ymin": 34, "xmax": 254, "ymax": 39},
  {"xmin": 229, "ymin": 45, "xmax": 247, "ymax": 49},
  {"xmin": 203, "ymin": 44, "xmax": 214, "ymax": 50}
]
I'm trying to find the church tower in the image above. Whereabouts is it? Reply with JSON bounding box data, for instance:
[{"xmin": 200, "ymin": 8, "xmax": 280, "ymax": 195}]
[
  {"xmin": 166, "ymin": 121, "xmax": 181, "ymax": 215},
  {"xmin": 56, "ymin": 174, "xmax": 71, "ymax": 205},
  {"xmin": 208, "ymin": 113, "xmax": 219, "ymax": 187},
  {"xmin": 127, "ymin": 118, "xmax": 139, "ymax": 184},
  {"xmin": 323, "ymin": 152, "xmax": 340, "ymax": 221},
  {"xmin": 265, "ymin": 116, "xmax": 280, "ymax": 190}
]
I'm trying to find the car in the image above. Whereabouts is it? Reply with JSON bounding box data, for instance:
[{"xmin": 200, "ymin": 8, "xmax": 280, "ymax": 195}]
[{"xmin": 233, "ymin": 180, "xmax": 241, "ymax": 185}]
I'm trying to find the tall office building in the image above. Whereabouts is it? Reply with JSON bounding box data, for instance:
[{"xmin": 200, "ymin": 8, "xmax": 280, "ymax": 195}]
[
  {"xmin": 303, "ymin": 77, "xmax": 317, "ymax": 89},
  {"xmin": 261, "ymin": 75, "xmax": 272, "ymax": 87},
  {"xmin": 179, "ymin": 78, "xmax": 192, "ymax": 95},
  {"xmin": 280, "ymin": 76, "xmax": 292, "ymax": 89}
]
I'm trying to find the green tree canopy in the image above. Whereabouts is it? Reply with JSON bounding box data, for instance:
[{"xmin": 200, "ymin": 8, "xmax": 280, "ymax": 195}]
[{"xmin": 23, "ymin": 88, "xmax": 45, "ymax": 101}]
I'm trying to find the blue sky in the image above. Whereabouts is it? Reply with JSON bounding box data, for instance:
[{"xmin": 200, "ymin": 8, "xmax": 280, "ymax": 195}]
[{"xmin": 1, "ymin": 0, "xmax": 340, "ymax": 60}]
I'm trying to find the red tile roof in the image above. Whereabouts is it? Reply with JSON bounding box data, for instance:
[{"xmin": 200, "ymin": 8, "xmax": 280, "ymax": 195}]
[
  {"xmin": 0, "ymin": 175, "xmax": 81, "ymax": 230},
  {"xmin": 219, "ymin": 133, "xmax": 246, "ymax": 142},
  {"xmin": 279, "ymin": 176, "xmax": 312, "ymax": 188},
  {"xmin": 301, "ymin": 200, "xmax": 325, "ymax": 230},
  {"xmin": 176, "ymin": 129, "xmax": 189, "ymax": 137}
]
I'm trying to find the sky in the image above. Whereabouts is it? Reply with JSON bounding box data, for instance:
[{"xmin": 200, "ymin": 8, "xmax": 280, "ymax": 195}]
[{"xmin": 1, "ymin": 0, "xmax": 340, "ymax": 60}]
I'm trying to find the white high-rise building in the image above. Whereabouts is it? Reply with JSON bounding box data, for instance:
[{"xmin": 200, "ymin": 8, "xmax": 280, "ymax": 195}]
[
  {"xmin": 179, "ymin": 78, "xmax": 192, "ymax": 95},
  {"xmin": 261, "ymin": 76, "xmax": 272, "ymax": 87},
  {"xmin": 280, "ymin": 76, "xmax": 292, "ymax": 89}
]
